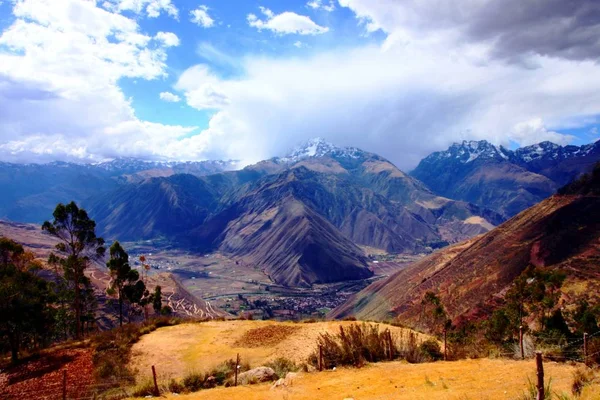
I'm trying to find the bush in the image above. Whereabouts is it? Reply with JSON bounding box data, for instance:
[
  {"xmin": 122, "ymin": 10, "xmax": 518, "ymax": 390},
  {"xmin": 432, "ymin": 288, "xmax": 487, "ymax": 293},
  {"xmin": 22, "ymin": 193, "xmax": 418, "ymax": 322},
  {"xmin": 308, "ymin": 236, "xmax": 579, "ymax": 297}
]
[
  {"xmin": 419, "ymin": 339, "xmax": 443, "ymax": 361},
  {"xmin": 309, "ymin": 323, "xmax": 397, "ymax": 368},
  {"xmin": 131, "ymin": 380, "xmax": 157, "ymax": 397},
  {"xmin": 265, "ymin": 357, "xmax": 298, "ymax": 378},
  {"xmin": 571, "ymin": 368, "xmax": 593, "ymax": 396},
  {"xmin": 182, "ymin": 372, "xmax": 205, "ymax": 392},
  {"xmin": 167, "ymin": 378, "xmax": 184, "ymax": 394}
]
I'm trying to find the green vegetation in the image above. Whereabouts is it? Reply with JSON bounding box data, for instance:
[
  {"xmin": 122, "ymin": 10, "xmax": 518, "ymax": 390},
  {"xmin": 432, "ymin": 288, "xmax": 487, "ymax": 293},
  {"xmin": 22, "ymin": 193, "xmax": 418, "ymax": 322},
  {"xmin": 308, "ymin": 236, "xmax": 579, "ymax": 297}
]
[
  {"xmin": 418, "ymin": 266, "xmax": 600, "ymax": 365},
  {"xmin": 42, "ymin": 201, "xmax": 106, "ymax": 339},
  {"xmin": 0, "ymin": 238, "xmax": 55, "ymax": 362},
  {"xmin": 107, "ymin": 241, "xmax": 147, "ymax": 326}
]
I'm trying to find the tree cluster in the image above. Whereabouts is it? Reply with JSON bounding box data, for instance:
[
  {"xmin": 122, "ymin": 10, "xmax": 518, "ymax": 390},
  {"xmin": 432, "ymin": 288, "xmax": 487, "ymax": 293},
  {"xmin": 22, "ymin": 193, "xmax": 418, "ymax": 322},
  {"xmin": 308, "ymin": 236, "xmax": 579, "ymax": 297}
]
[{"xmin": 1, "ymin": 201, "xmax": 170, "ymax": 363}]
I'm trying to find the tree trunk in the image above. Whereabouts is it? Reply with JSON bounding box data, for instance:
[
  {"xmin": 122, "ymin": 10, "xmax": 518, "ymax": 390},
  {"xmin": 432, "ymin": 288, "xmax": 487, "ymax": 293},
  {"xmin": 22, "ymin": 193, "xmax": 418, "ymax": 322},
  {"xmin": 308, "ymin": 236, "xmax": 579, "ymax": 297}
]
[
  {"xmin": 119, "ymin": 289, "xmax": 123, "ymax": 327},
  {"xmin": 9, "ymin": 331, "xmax": 19, "ymax": 364},
  {"xmin": 74, "ymin": 269, "xmax": 81, "ymax": 340}
]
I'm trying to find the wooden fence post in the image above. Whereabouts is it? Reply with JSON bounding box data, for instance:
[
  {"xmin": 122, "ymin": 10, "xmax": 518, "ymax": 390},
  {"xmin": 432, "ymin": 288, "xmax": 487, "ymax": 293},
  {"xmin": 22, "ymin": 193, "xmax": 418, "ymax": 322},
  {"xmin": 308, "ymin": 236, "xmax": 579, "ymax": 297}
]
[
  {"xmin": 319, "ymin": 345, "xmax": 324, "ymax": 371},
  {"xmin": 234, "ymin": 353, "xmax": 240, "ymax": 386},
  {"xmin": 151, "ymin": 365, "xmax": 159, "ymax": 396},
  {"xmin": 535, "ymin": 352, "xmax": 544, "ymax": 400},
  {"xmin": 583, "ymin": 333, "xmax": 588, "ymax": 365},
  {"xmin": 62, "ymin": 370, "xmax": 67, "ymax": 400},
  {"xmin": 519, "ymin": 326, "xmax": 524, "ymax": 360}
]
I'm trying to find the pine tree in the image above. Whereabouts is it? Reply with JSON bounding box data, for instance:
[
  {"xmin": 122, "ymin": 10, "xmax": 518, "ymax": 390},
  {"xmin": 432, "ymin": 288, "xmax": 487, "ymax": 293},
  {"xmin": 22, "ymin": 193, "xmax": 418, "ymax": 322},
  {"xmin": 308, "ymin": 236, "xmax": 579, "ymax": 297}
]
[{"xmin": 42, "ymin": 202, "xmax": 105, "ymax": 339}]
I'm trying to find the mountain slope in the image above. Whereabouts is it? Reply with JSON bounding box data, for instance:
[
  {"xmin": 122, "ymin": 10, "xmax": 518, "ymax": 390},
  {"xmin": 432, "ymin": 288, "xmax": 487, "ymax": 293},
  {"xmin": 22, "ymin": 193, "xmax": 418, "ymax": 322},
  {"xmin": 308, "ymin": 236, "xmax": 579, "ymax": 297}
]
[
  {"xmin": 0, "ymin": 159, "xmax": 236, "ymax": 223},
  {"xmin": 411, "ymin": 140, "xmax": 600, "ymax": 217},
  {"xmin": 89, "ymin": 140, "xmax": 503, "ymax": 288},
  {"xmin": 213, "ymin": 196, "xmax": 372, "ymax": 287},
  {"xmin": 331, "ymin": 166, "xmax": 600, "ymax": 327},
  {"xmin": 91, "ymin": 174, "xmax": 219, "ymax": 241}
]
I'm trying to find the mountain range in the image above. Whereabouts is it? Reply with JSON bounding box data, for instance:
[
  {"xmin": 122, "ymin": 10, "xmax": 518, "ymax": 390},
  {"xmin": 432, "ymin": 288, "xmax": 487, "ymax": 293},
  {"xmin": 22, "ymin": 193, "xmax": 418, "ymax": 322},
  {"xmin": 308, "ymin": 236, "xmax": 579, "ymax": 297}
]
[
  {"xmin": 332, "ymin": 164, "xmax": 600, "ymax": 328},
  {"xmin": 411, "ymin": 139, "xmax": 600, "ymax": 218},
  {"xmin": 1, "ymin": 137, "xmax": 598, "ymax": 289},
  {"xmin": 89, "ymin": 139, "xmax": 502, "ymax": 287},
  {"xmin": 0, "ymin": 158, "xmax": 237, "ymax": 222}
]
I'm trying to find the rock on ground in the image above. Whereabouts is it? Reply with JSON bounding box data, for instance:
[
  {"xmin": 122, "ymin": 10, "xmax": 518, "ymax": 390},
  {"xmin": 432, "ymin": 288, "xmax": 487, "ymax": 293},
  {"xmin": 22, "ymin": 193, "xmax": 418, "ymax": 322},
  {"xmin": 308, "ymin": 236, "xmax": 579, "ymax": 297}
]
[{"xmin": 237, "ymin": 367, "xmax": 277, "ymax": 385}]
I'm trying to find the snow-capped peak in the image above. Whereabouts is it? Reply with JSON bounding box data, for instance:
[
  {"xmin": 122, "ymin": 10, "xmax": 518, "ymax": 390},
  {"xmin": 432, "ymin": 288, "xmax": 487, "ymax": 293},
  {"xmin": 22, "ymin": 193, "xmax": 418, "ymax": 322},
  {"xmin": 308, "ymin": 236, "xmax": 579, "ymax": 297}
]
[
  {"xmin": 279, "ymin": 137, "xmax": 364, "ymax": 163},
  {"xmin": 433, "ymin": 140, "xmax": 510, "ymax": 164}
]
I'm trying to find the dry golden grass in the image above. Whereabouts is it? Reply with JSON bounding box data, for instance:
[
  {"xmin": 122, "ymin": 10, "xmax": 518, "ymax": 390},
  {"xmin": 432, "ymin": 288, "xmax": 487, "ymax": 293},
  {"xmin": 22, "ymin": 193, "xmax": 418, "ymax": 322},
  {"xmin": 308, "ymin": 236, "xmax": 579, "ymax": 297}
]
[
  {"xmin": 153, "ymin": 358, "xmax": 598, "ymax": 400},
  {"xmin": 130, "ymin": 320, "xmax": 431, "ymax": 381}
]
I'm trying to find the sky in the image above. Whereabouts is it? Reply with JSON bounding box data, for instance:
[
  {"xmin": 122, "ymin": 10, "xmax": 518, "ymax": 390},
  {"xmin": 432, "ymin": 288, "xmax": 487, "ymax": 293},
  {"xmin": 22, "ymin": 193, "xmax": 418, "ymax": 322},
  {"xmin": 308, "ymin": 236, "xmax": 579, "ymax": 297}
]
[{"xmin": 0, "ymin": 0, "xmax": 599, "ymax": 169}]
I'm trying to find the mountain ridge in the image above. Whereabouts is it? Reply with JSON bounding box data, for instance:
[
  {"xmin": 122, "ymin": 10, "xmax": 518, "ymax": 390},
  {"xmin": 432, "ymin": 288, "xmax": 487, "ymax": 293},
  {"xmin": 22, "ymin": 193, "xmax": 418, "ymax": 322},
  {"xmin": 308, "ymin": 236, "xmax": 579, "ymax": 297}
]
[
  {"xmin": 411, "ymin": 139, "xmax": 600, "ymax": 217},
  {"xmin": 331, "ymin": 165, "xmax": 600, "ymax": 328}
]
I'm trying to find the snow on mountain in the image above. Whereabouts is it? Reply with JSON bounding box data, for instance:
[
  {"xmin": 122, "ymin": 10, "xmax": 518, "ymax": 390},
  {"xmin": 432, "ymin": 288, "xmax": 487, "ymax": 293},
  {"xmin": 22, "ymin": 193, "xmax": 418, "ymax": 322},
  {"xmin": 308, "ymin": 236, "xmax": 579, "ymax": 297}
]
[
  {"xmin": 424, "ymin": 139, "xmax": 600, "ymax": 166},
  {"xmin": 278, "ymin": 137, "xmax": 365, "ymax": 163},
  {"xmin": 514, "ymin": 141, "xmax": 599, "ymax": 163},
  {"xmin": 425, "ymin": 140, "xmax": 511, "ymax": 164}
]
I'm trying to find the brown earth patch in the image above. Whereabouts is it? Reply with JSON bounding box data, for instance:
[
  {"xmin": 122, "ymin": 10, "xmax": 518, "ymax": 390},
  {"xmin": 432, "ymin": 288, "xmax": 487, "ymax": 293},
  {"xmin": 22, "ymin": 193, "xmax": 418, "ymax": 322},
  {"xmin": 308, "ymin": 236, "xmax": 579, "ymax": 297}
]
[{"xmin": 234, "ymin": 325, "xmax": 301, "ymax": 348}]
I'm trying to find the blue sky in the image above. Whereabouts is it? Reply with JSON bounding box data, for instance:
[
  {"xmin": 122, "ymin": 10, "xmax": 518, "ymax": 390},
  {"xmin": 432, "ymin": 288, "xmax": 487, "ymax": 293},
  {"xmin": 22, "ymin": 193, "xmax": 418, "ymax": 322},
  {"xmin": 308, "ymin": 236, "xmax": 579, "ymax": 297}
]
[
  {"xmin": 117, "ymin": 0, "xmax": 384, "ymax": 129},
  {"xmin": 0, "ymin": 0, "xmax": 599, "ymax": 168}
]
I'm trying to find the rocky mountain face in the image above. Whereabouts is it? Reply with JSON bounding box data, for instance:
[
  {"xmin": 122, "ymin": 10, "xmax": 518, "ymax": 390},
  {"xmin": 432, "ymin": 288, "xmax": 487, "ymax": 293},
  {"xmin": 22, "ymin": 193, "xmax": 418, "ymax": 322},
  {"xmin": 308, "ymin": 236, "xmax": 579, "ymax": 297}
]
[
  {"xmin": 411, "ymin": 140, "xmax": 600, "ymax": 218},
  {"xmin": 87, "ymin": 139, "xmax": 501, "ymax": 287},
  {"xmin": 331, "ymin": 165, "xmax": 600, "ymax": 328},
  {"xmin": 0, "ymin": 159, "xmax": 237, "ymax": 222}
]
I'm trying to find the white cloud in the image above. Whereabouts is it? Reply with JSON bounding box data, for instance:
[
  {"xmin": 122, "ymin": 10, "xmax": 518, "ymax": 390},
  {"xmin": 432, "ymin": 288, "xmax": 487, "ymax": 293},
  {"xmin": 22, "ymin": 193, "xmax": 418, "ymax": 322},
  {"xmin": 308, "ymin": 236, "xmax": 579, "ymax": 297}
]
[
  {"xmin": 174, "ymin": 65, "xmax": 230, "ymax": 110},
  {"xmin": 2, "ymin": 0, "xmax": 599, "ymax": 169},
  {"xmin": 247, "ymin": 7, "xmax": 329, "ymax": 35},
  {"xmin": 102, "ymin": 0, "xmax": 178, "ymax": 19},
  {"xmin": 307, "ymin": 0, "xmax": 335, "ymax": 12},
  {"xmin": 509, "ymin": 118, "xmax": 575, "ymax": 146},
  {"xmin": 190, "ymin": 5, "xmax": 214, "ymax": 28},
  {"xmin": 293, "ymin": 41, "xmax": 304, "ymax": 48},
  {"xmin": 174, "ymin": 40, "xmax": 600, "ymax": 169},
  {"xmin": 159, "ymin": 91, "xmax": 181, "ymax": 102},
  {"xmin": 154, "ymin": 31, "xmax": 179, "ymax": 47},
  {"xmin": 196, "ymin": 42, "xmax": 239, "ymax": 69},
  {"xmin": 0, "ymin": 0, "xmax": 197, "ymax": 163}
]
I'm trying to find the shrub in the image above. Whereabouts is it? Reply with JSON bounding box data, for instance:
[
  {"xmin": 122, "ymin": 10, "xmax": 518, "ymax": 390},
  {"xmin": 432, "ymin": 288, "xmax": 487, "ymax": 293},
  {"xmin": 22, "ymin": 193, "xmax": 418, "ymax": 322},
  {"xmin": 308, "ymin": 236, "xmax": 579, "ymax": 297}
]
[
  {"xmin": 167, "ymin": 378, "xmax": 184, "ymax": 394},
  {"xmin": 419, "ymin": 339, "xmax": 443, "ymax": 361},
  {"xmin": 309, "ymin": 323, "xmax": 397, "ymax": 368},
  {"xmin": 131, "ymin": 379, "xmax": 157, "ymax": 397},
  {"xmin": 182, "ymin": 372, "xmax": 205, "ymax": 392},
  {"xmin": 265, "ymin": 357, "xmax": 299, "ymax": 378},
  {"xmin": 571, "ymin": 368, "xmax": 593, "ymax": 396},
  {"xmin": 518, "ymin": 377, "xmax": 553, "ymax": 400}
]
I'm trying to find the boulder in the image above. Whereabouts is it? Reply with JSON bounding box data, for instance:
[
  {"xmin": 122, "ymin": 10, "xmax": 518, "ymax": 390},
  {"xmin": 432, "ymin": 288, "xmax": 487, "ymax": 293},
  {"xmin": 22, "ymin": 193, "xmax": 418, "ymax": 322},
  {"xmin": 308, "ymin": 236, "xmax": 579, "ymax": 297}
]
[
  {"xmin": 237, "ymin": 367, "xmax": 277, "ymax": 385},
  {"xmin": 271, "ymin": 372, "xmax": 298, "ymax": 390}
]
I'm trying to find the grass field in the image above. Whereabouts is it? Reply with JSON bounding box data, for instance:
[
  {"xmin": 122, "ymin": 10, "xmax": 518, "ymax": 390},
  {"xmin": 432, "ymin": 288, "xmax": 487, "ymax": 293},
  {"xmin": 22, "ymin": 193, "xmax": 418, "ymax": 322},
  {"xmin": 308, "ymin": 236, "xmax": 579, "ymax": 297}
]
[
  {"xmin": 129, "ymin": 320, "xmax": 598, "ymax": 400},
  {"xmin": 130, "ymin": 320, "xmax": 432, "ymax": 381},
  {"xmin": 150, "ymin": 358, "xmax": 598, "ymax": 400}
]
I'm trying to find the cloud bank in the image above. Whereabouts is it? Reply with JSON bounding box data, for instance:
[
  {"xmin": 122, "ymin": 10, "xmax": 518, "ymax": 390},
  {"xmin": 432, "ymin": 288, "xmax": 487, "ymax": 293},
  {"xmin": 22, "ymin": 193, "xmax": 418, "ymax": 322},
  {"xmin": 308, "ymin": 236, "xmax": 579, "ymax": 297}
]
[{"xmin": 0, "ymin": 0, "xmax": 599, "ymax": 169}]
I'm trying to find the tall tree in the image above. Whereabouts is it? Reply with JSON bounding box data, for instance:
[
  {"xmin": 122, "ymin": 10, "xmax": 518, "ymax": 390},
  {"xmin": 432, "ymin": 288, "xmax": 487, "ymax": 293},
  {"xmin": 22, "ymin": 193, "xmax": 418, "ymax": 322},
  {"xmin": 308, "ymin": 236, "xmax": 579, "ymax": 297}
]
[
  {"xmin": 152, "ymin": 285, "xmax": 162, "ymax": 315},
  {"xmin": 0, "ymin": 238, "xmax": 55, "ymax": 363},
  {"xmin": 42, "ymin": 202, "xmax": 105, "ymax": 339},
  {"xmin": 107, "ymin": 241, "xmax": 140, "ymax": 326}
]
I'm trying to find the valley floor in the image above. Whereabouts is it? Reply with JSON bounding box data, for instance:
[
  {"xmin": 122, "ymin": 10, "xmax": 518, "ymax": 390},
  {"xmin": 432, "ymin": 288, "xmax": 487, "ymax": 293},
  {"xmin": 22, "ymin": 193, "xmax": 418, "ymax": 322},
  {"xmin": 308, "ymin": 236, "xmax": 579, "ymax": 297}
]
[{"xmin": 146, "ymin": 358, "xmax": 595, "ymax": 400}]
